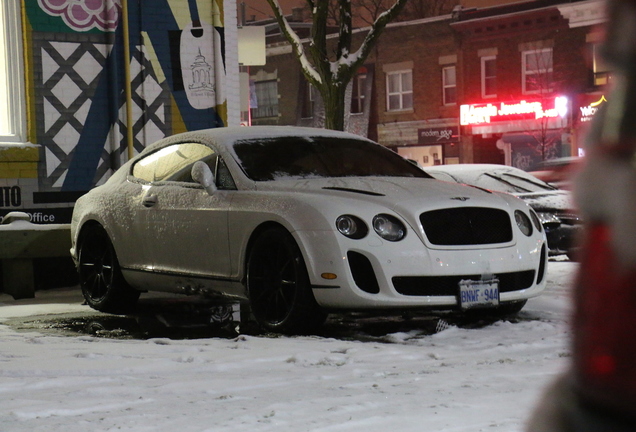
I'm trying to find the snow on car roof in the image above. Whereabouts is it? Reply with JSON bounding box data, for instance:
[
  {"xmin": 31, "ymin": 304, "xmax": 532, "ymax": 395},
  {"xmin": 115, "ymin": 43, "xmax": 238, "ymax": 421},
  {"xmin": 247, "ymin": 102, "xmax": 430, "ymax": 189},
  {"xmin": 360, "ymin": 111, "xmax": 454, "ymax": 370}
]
[
  {"xmin": 134, "ymin": 127, "xmax": 378, "ymax": 167},
  {"xmin": 150, "ymin": 126, "xmax": 369, "ymax": 149}
]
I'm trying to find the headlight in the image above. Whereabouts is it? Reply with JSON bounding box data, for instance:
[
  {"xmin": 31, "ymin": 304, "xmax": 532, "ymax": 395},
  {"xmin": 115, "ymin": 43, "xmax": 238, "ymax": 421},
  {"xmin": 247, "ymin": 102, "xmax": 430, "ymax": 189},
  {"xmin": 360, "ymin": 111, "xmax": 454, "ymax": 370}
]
[
  {"xmin": 336, "ymin": 215, "xmax": 368, "ymax": 239},
  {"xmin": 529, "ymin": 210, "xmax": 543, "ymax": 232},
  {"xmin": 372, "ymin": 214, "xmax": 406, "ymax": 241},
  {"xmin": 514, "ymin": 210, "xmax": 533, "ymax": 237}
]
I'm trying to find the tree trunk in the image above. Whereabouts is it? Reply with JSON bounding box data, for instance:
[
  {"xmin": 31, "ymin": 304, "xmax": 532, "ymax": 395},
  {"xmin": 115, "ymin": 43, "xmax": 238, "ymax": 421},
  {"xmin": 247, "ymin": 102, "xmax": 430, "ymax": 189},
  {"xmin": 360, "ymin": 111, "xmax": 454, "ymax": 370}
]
[{"xmin": 321, "ymin": 82, "xmax": 347, "ymax": 131}]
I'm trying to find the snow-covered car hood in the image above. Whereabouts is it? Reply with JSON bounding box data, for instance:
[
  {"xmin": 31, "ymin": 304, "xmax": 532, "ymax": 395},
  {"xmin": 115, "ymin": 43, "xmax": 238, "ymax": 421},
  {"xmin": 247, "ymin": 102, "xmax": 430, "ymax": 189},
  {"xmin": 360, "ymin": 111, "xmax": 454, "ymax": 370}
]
[{"xmin": 515, "ymin": 190, "xmax": 573, "ymax": 212}]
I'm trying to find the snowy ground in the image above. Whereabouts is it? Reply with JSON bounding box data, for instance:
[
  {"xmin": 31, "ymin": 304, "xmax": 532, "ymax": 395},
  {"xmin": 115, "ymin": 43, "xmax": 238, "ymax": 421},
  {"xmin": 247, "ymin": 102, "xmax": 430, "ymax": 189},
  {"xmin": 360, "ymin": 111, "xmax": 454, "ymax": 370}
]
[{"xmin": 0, "ymin": 260, "xmax": 576, "ymax": 432}]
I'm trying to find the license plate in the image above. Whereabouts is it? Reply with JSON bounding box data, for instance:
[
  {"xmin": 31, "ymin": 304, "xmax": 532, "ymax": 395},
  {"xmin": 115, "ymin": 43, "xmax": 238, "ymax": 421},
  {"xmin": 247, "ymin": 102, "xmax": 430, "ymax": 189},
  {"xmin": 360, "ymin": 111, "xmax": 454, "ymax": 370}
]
[{"xmin": 458, "ymin": 279, "xmax": 499, "ymax": 309}]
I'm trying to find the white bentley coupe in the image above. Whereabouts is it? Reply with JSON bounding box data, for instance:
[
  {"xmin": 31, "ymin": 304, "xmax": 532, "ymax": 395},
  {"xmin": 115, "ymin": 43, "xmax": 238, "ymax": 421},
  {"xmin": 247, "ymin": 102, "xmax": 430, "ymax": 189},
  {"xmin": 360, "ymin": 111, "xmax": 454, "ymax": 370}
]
[{"xmin": 70, "ymin": 127, "xmax": 547, "ymax": 334}]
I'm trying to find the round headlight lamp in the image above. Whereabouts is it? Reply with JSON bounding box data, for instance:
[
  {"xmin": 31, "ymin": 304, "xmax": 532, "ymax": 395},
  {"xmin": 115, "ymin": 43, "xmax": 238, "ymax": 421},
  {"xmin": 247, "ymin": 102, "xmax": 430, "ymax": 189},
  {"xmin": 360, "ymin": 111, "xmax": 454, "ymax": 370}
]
[
  {"xmin": 372, "ymin": 214, "xmax": 406, "ymax": 242},
  {"xmin": 514, "ymin": 210, "xmax": 533, "ymax": 237},
  {"xmin": 336, "ymin": 215, "xmax": 368, "ymax": 239}
]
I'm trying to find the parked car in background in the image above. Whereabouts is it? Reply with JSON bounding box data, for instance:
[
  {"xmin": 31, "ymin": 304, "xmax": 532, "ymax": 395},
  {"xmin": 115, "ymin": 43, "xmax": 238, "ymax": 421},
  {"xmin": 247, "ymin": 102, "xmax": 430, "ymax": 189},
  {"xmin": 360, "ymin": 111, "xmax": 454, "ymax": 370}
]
[
  {"xmin": 425, "ymin": 164, "xmax": 582, "ymax": 259},
  {"xmin": 528, "ymin": 156, "xmax": 582, "ymax": 190},
  {"xmin": 71, "ymin": 126, "xmax": 548, "ymax": 334}
]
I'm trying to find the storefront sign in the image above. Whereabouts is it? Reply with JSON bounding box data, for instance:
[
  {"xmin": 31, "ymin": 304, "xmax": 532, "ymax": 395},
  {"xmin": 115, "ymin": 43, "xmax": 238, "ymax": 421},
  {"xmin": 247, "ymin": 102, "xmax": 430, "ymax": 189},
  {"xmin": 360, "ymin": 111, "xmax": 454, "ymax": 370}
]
[
  {"xmin": 579, "ymin": 95, "xmax": 607, "ymax": 123},
  {"xmin": 0, "ymin": 184, "xmax": 76, "ymax": 224},
  {"xmin": 460, "ymin": 96, "xmax": 569, "ymax": 126},
  {"xmin": 0, "ymin": 186, "xmax": 21, "ymax": 207},
  {"xmin": 418, "ymin": 126, "xmax": 459, "ymax": 144}
]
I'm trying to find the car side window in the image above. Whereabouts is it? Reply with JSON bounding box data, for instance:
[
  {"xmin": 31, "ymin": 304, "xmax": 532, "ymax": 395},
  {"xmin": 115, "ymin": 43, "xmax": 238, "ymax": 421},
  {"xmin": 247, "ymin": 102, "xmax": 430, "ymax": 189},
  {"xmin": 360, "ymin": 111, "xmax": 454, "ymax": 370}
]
[
  {"xmin": 132, "ymin": 143, "xmax": 215, "ymax": 183},
  {"xmin": 216, "ymin": 157, "xmax": 237, "ymax": 190}
]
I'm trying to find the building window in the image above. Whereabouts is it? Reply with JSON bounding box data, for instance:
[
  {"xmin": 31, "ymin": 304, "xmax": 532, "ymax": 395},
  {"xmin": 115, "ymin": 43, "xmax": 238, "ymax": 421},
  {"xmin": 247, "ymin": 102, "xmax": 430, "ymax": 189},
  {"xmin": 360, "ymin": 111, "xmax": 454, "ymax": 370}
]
[
  {"xmin": 442, "ymin": 66, "xmax": 456, "ymax": 105},
  {"xmin": 301, "ymin": 81, "xmax": 314, "ymax": 118},
  {"xmin": 251, "ymin": 80, "xmax": 279, "ymax": 119},
  {"xmin": 481, "ymin": 56, "xmax": 496, "ymax": 98},
  {"xmin": 0, "ymin": 1, "xmax": 26, "ymax": 143},
  {"xmin": 386, "ymin": 70, "xmax": 412, "ymax": 111},
  {"xmin": 351, "ymin": 73, "xmax": 367, "ymax": 114},
  {"xmin": 592, "ymin": 44, "xmax": 612, "ymax": 87},
  {"xmin": 522, "ymin": 48, "xmax": 553, "ymax": 94}
]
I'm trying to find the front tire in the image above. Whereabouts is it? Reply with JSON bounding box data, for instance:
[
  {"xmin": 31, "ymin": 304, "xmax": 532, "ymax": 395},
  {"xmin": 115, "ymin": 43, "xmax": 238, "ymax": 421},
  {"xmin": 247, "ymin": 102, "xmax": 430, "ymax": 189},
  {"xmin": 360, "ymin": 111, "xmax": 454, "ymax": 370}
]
[
  {"xmin": 78, "ymin": 226, "xmax": 139, "ymax": 313},
  {"xmin": 246, "ymin": 228, "xmax": 326, "ymax": 334}
]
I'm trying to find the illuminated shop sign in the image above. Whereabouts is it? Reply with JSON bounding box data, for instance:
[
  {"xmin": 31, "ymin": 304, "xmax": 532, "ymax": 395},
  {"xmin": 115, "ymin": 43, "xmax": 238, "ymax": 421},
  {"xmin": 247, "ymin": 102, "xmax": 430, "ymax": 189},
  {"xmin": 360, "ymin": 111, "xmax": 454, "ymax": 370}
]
[
  {"xmin": 579, "ymin": 95, "xmax": 607, "ymax": 123},
  {"xmin": 418, "ymin": 126, "xmax": 459, "ymax": 144},
  {"xmin": 460, "ymin": 96, "xmax": 569, "ymax": 126}
]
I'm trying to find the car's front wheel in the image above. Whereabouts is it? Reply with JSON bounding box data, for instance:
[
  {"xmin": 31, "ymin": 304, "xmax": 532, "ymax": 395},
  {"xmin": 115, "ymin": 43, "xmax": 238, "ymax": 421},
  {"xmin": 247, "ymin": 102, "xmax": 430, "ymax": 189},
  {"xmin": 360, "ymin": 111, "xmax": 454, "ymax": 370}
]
[
  {"xmin": 78, "ymin": 226, "xmax": 139, "ymax": 313},
  {"xmin": 246, "ymin": 227, "xmax": 327, "ymax": 334}
]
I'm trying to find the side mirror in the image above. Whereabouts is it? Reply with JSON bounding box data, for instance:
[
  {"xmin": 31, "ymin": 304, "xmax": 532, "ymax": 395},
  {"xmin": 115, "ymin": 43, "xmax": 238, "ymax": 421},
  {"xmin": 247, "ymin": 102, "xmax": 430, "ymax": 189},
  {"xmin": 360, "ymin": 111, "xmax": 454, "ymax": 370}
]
[{"xmin": 191, "ymin": 161, "xmax": 217, "ymax": 194}]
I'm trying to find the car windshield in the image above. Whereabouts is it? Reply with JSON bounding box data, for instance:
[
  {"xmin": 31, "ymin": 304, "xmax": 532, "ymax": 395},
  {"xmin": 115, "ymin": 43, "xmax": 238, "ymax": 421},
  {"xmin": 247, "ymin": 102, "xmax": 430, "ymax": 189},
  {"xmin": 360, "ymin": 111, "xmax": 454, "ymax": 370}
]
[{"xmin": 232, "ymin": 136, "xmax": 431, "ymax": 181}]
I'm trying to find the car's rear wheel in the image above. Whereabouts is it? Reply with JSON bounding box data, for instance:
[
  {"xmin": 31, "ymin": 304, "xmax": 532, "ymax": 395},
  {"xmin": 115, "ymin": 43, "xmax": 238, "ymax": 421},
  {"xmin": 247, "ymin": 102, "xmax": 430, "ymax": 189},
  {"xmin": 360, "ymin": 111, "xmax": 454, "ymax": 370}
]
[
  {"xmin": 78, "ymin": 226, "xmax": 139, "ymax": 313},
  {"xmin": 246, "ymin": 227, "xmax": 327, "ymax": 334}
]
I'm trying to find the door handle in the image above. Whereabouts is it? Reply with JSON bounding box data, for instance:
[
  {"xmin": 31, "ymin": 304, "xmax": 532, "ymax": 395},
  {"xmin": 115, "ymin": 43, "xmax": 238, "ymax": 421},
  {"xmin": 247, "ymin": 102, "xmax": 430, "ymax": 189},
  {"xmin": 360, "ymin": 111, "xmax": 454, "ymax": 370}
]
[{"xmin": 142, "ymin": 194, "xmax": 158, "ymax": 207}]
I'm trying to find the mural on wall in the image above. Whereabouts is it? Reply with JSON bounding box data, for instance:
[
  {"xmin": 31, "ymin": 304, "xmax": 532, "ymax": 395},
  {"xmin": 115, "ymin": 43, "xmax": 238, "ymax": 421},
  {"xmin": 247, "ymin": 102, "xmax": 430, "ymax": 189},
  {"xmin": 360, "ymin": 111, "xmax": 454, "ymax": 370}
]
[
  {"xmin": 25, "ymin": 0, "xmax": 227, "ymax": 197},
  {"xmin": 181, "ymin": 19, "xmax": 225, "ymax": 110},
  {"xmin": 37, "ymin": 0, "xmax": 121, "ymax": 32}
]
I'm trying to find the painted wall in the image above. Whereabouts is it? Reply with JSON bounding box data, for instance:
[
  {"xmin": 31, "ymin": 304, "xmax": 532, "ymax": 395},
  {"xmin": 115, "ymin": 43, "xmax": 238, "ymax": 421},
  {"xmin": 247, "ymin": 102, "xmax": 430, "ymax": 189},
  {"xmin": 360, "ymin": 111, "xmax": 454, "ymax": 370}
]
[{"xmin": 0, "ymin": 0, "xmax": 238, "ymax": 224}]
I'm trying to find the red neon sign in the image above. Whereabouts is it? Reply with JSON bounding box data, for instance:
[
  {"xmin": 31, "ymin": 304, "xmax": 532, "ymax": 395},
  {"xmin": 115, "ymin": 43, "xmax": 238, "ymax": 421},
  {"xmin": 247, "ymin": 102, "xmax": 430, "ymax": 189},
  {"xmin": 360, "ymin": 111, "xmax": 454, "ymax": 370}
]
[{"xmin": 460, "ymin": 96, "xmax": 568, "ymax": 126}]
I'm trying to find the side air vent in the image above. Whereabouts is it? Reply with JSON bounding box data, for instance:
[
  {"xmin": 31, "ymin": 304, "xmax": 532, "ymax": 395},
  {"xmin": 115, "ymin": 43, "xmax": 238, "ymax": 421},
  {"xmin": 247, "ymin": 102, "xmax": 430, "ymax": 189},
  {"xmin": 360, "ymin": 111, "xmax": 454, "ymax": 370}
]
[
  {"xmin": 536, "ymin": 243, "xmax": 547, "ymax": 284},
  {"xmin": 347, "ymin": 251, "xmax": 380, "ymax": 294},
  {"xmin": 322, "ymin": 187, "xmax": 384, "ymax": 196}
]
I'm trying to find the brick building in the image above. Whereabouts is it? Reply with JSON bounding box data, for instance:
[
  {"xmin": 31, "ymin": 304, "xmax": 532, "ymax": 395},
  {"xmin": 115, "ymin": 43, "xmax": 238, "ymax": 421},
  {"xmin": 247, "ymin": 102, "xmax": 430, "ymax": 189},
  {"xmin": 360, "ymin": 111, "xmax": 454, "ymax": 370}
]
[
  {"xmin": 453, "ymin": 0, "xmax": 607, "ymax": 169},
  {"xmin": 246, "ymin": 0, "xmax": 607, "ymax": 169}
]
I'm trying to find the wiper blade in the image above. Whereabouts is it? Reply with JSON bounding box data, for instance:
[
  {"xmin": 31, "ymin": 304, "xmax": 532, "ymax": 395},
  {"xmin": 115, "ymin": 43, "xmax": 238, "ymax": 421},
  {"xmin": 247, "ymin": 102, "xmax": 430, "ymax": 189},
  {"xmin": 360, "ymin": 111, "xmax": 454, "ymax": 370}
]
[{"xmin": 483, "ymin": 173, "xmax": 532, "ymax": 193}]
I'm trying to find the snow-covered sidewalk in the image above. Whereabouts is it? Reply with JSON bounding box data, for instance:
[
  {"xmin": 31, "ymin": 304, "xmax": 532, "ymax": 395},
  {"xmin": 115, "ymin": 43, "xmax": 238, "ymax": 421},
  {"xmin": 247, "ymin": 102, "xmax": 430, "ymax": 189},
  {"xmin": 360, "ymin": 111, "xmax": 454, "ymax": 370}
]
[{"xmin": 0, "ymin": 261, "xmax": 576, "ymax": 432}]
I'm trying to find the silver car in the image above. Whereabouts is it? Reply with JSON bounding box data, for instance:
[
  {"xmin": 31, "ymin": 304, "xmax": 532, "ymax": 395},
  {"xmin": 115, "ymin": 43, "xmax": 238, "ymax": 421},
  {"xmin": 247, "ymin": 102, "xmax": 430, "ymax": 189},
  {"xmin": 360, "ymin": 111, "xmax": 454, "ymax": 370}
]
[{"xmin": 71, "ymin": 126, "xmax": 548, "ymax": 334}]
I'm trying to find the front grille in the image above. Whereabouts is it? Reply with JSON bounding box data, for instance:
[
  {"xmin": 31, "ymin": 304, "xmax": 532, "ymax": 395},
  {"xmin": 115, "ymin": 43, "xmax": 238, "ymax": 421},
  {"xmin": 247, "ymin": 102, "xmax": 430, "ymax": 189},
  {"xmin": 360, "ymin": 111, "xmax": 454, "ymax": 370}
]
[
  {"xmin": 420, "ymin": 207, "xmax": 512, "ymax": 245},
  {"xmin": 393, "ymin": 270, "xmax": 536, "ymax": 296}
]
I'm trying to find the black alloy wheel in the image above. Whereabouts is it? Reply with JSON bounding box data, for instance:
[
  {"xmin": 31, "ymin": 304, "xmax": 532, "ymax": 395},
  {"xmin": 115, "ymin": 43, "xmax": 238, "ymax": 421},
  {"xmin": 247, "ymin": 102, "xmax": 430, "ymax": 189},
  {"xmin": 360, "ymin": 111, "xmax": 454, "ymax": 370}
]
[
  {"xmin": 246, "ymin": 227, "xmax": 326, "ymax": 334},
  {"xmin": 78, "ymin": 226, "xmax": 139, "ymax": 313}
]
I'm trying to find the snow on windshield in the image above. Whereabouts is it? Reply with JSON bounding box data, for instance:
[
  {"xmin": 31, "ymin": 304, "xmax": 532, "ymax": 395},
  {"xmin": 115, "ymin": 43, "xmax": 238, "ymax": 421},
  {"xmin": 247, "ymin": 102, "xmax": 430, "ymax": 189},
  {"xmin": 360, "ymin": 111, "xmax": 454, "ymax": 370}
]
[{"xmin": 231, "ymin": 136, "xmax": 430, "ymax": 181}]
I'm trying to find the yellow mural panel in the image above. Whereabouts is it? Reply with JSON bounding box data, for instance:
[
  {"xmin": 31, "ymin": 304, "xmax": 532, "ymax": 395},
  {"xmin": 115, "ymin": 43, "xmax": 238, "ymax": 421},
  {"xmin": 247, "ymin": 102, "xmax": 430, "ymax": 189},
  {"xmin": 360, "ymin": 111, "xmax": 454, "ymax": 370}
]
[{"xmin": 167, "ymin": 0, "xmax": 223, "ymax": 28}]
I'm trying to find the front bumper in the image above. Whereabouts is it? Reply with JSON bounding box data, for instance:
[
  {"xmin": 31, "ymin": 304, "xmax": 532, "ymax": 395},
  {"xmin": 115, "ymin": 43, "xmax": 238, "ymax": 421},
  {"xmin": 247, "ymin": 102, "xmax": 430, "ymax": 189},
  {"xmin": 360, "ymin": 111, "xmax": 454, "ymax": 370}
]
[{"xmin": 296, "ymin": 229, "xmax": 548, "ymax": 310}]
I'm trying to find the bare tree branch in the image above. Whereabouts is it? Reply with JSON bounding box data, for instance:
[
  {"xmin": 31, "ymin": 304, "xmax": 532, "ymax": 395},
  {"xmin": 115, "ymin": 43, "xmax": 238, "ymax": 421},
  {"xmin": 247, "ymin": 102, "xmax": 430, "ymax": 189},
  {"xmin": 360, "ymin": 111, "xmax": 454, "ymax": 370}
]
[
  {"xmin": 264, "ymin": 0, "xmax": 408, "ymax": 130},
  {"xmin": 265, "ymin": 0, "xmax": 322, "ymax": 86}
]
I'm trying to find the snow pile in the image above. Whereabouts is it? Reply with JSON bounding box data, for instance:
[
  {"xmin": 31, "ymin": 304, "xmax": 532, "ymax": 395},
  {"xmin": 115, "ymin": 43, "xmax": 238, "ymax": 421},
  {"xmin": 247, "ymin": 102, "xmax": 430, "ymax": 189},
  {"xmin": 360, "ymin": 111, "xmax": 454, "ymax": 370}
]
[{"xmin": 0, "ymin": 261, "xmax": 575, "ymax": 432}]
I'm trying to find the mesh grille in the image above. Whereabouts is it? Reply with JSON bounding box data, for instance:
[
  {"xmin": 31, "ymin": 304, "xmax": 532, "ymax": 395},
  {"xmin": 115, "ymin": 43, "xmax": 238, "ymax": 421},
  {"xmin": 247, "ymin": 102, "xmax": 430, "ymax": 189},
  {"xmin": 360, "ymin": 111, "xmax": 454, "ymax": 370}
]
[
  {"xmin": 420, "ymin": 207, "xmax": 512, "ymax": 245},
  {"xmin": 393, "ymin": 270, "xmax": 536, "ymax": 296}
]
